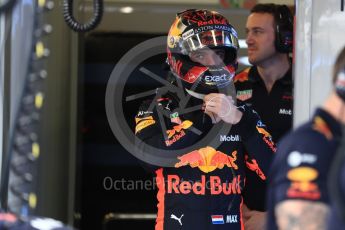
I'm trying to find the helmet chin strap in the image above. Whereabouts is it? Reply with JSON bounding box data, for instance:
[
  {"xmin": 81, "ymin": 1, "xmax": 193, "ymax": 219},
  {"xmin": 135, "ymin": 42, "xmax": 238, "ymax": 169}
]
[{"xmin": 185, "ymin": 88, "xmax": 206, "ymax": 100}]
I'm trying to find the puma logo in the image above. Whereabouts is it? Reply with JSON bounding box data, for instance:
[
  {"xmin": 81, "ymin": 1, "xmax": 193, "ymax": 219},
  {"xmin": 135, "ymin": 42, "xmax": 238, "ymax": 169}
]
[{"xmin": 170, "ymin": 213, "xmax": 184, "ymax": 226}]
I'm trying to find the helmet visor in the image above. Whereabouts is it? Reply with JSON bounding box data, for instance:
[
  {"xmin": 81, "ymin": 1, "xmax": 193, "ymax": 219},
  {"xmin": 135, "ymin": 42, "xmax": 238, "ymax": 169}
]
[{"xmin": 181, "ymin": 29, "xmax": 239, "ymax": 55}]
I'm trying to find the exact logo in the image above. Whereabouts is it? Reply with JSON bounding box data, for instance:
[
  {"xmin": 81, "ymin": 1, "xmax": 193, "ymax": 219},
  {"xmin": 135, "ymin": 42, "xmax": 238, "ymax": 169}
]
[{"xmin": 204, "ymin": 74, "xmax": 228, "ymax": 83}]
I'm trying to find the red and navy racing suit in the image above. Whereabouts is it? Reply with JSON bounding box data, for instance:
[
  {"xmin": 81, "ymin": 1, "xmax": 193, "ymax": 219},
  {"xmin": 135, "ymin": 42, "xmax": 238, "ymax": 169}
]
[
  {"xmin": 135, "ymin": 94, "xmax": 276, "ymax": 230},
  {"xmin": 234, "ymin": 66, "xmax": 293, "ymax": 211},
  {"xmin": 266, "ymin": 108, "xmax": 342, "ymax": 230},
  {"xmin": 328, "ymin": 146, "xmax": 345, "ymax": 230}
]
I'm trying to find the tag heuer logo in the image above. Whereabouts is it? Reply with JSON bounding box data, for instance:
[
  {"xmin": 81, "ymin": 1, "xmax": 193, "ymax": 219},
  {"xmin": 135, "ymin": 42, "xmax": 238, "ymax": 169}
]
[
  {"xmin": 170, "ymin": 112, "xmax": 179, "ymax": 119},
  {"xmin": 236, "ymin": 90, "xmax": 252, "ymax": 101}
]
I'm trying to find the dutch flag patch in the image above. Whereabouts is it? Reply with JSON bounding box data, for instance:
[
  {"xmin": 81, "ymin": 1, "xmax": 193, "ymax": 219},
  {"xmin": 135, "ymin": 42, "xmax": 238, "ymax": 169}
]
[{"xmin": 211, "ymin": 215, "xmax": 224, "ymax": 224}]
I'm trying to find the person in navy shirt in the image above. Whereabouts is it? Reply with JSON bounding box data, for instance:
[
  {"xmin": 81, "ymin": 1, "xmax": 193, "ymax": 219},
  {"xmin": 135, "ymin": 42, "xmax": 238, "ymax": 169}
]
[{"xmin": 267, "ymin": 46, "xmax": 345, "ymax": 229}]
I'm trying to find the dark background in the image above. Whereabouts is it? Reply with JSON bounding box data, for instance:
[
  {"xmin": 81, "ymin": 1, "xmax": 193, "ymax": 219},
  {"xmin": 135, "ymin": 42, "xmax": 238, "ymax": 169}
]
[{"xmin": 80, "ymin": 32, "xmax": 166, "ymax": 229}]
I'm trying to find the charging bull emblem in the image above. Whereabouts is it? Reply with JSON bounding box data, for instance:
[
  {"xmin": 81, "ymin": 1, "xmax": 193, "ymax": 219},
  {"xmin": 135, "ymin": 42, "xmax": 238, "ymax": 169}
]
[{"xmin": 175, "ymin": 146, "xmax": 238, "ymax": 173}]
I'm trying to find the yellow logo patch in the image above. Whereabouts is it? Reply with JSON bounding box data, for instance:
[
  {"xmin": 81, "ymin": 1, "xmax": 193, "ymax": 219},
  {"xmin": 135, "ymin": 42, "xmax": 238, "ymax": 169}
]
[{"xmin": 135, "ymin": 119, "xmax": 155, "ymax": 134}]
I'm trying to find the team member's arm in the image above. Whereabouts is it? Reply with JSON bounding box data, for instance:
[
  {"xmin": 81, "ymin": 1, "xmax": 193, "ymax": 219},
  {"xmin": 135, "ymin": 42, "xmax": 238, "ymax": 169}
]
[
  {"xmin": 275, "ymin": 200, "xmax": 329, "ymax": 230},
  {"xmin": 237, "ymin": 105, "xmax": 276, "ymax": 212},
  {"xmin": 242, "ymin": 204, "xmax": 266, "ymax": 230},
  {"xmin": 268, "ymin": 131, "xmax": 333, "ymax": 230},
  {"xmin": 234, "ymin": 105, "xmax": 275, "ymax": 227}
]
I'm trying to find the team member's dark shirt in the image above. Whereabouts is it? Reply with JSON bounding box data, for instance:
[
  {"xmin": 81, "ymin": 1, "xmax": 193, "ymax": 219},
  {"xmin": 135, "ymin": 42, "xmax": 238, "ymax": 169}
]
[
  {"xmin": 134, "ymin": 94, "xmax": 276, "ymax": 230},
  {"xmin": 328, "ymin": 135, "xmax": 345, "ymax": 230},
  {"xmin": 234, "ymin": 67, "xmax": 293, "ymax": 141},
  {"xmin": 266, "ymin": 108, "xmax": 342, "ymax": 230},
  {"xmin": 328, "ymin": 161, "xmax": 345, "ymax": 230},
  {"xmin": 234, "ymin": 66, "xmax": 293, "ymax": 211}
]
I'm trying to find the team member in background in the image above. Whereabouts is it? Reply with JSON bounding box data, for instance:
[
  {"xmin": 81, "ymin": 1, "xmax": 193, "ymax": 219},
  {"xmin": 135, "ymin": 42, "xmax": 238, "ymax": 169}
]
[
  {"xmin": 235, "ymin": 3, "xmax": 293, "ymax": 142},
  {"xmin": 134, "ymin": 9, "xmax": 276, "ymax": 229},
  {"xmin": 267, "ymin": 46, "xmax": 345, "ymax": 230},
  {"xmin": 328, "ymin": 133, "xmax": 345, "ymax": 230},
  {"xmin": 234, "ymin": 4, "xmax": 294, "ymax": 228},
  {"xmin": 327, "ymin": 47, "xmax": 345, "ymax": 230}
]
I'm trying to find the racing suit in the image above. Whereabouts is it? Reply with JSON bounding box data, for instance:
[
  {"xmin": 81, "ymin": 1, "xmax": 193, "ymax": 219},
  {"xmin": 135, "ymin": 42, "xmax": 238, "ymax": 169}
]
[
  {"xmin": 266, "ymin": 108, "xmax": 342, "ymax": 230},
  {"xmin": 135, "ymin": 93, "xmax": 276, "ymax": 230}
]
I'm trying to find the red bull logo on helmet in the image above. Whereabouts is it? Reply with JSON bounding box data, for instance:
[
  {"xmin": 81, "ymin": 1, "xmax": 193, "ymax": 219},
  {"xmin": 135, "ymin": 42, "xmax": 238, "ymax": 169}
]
[
  {"xmin": 175, "ymin": 146, "xmax": 238, "ymax": 173},
  {"xmin": 167, "ymin": 174, "xmax": 242, "ymax": 195},
  {"xmin": 197, "ymin": 18, "xmax": 228, "ymax": 27}
]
